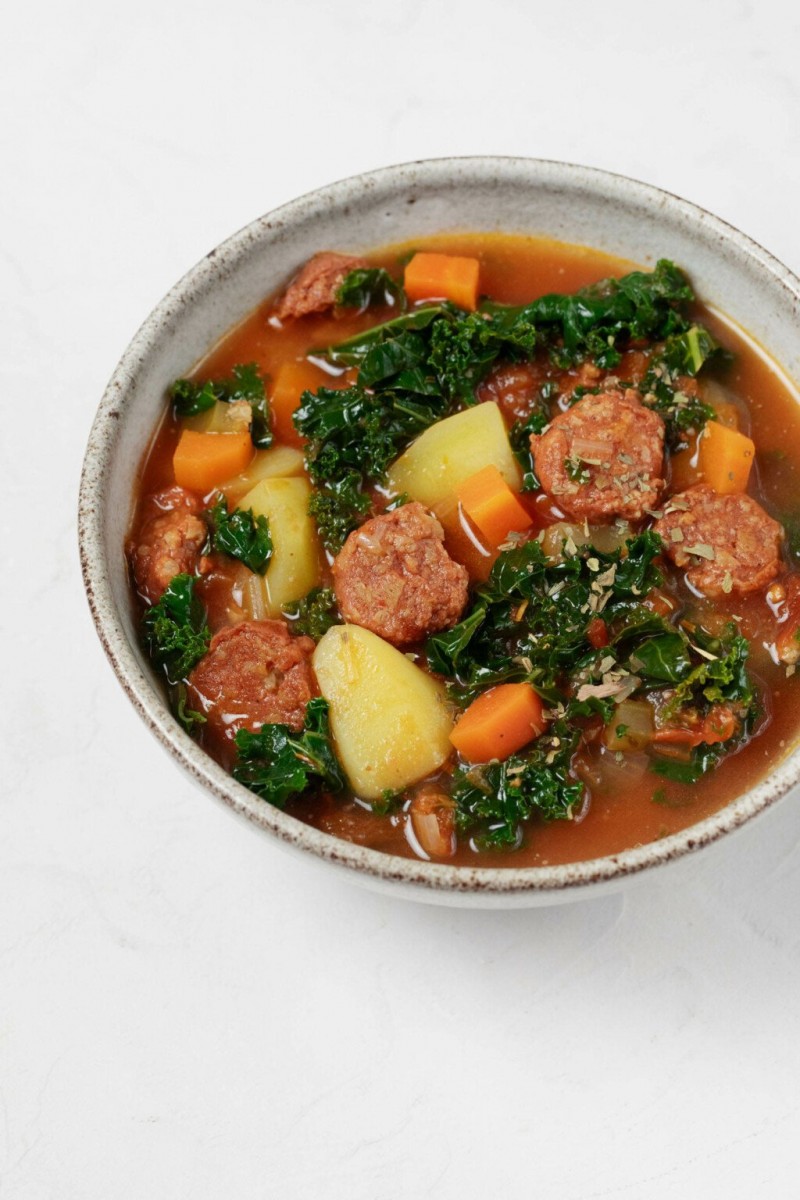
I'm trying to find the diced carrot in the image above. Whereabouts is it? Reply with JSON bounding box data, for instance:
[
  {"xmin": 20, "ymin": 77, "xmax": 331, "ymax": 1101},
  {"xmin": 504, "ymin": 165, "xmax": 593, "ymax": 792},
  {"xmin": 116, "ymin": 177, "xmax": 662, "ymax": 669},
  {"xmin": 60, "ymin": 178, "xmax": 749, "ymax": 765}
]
[
  {"xmin": 450, "ymin": 683, "xmax": 548, "ymax": 763},
  {"xmin": 270, "ymin": 361, "xmax": 321, "ymax": 448},
  {"xmin": 697, "ymin": 420, "xmax": 755, "ymax": 494},
  {"xmin": 456, "ymin": 464, "xmax": 533, "ymax": 549},
  {"xmin": 404, "ymin": 252, "xmax": 480, "ymax": 311},
  {"xmin": 173, "ymin": 430, "xmax": 254, "ymax": 494},
  {"xmin": 269, "ymin": 360, "xmax": 351, "ymax": 448},
  {"xmin": 586, "ymin": 617, "xmax": 609, "ymax": 649}
]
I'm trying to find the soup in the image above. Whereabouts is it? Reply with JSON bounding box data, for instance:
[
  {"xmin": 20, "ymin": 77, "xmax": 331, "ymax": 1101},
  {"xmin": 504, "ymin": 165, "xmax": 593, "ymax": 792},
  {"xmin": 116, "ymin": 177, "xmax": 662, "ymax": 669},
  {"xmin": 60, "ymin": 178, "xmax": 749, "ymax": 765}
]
[{"xmin": 128, "ymin": 233, "xmax": 800, "ymax": 867}]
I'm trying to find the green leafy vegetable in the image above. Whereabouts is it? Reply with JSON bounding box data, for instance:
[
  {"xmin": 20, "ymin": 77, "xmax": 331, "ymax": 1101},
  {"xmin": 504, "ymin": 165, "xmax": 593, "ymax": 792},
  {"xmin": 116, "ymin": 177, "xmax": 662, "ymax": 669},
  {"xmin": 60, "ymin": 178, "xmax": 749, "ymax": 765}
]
[
  {"xmin": 452, "ymin": 722, "xmax": 583, "ymax": 849},
  {"xmin": 207, "ymin": 495, "xmax": 273, "ymax": 574},
  {"xmin": 294, "ymin": 384, "xmax": 448, "ymax": 551},
  {"xmin": 233, "ymin": 698, "xmax": 344, "ymax": 807},
  {"xmin": 175, "ymin": 685, "xmax": 207, "ymax": 734},
  {"xmin": 628, "ymin": 633, "xmax": 691, "ymax": 684},
  {"xmin": 663, "ymin": 628, "xmax": 753, "ymax": 718},
  {"xmin": 638, "ymin": 326, "xmax": 723, "ymax": 445},
  {"xmin": 307, "ymin": 473, "xmax": 372, "ymax": 554},
  {"xmin": 283, "ymin": 587, "xmax": 339, "ymax": 639},
  {"xmin": 335, "ymin": 267, "xmax": 403, "ymax": 312},
  {"xmin": 427, "ymin": 531, "xmax": 664, "ymax": 702},
  {"xmin": 171, "ymin": 363, "xmax": 272, "ymax": 448},
  {"xmin": 142, "ymin": 574, "xmax": 210, "ymax": 683}
]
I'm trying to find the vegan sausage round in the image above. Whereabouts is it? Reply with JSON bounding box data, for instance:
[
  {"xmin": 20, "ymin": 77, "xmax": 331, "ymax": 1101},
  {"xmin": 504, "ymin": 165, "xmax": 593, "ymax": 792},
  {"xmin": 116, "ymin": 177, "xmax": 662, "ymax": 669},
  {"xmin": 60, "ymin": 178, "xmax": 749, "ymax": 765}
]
[
  {"xmin": 276, "ymin": 251, "xmax": 368, "ymax": 320},
  {"xmin": 332, "ymin": 502, "xmax": 469, "ymax": 646},
  {"xmin": 186, "ymin": 620, "xmax": 316, "ymax": 749},
  {"xmin": 530, "ymin": 388, "xmax": 665, "ymax": 523},
  {"xmin": 653, "ymin": 485, "xmax": 783, "ymax": 597},
  {"xmin": 131, "ymin": 486, "xmax": 207, "ymax": 604}
]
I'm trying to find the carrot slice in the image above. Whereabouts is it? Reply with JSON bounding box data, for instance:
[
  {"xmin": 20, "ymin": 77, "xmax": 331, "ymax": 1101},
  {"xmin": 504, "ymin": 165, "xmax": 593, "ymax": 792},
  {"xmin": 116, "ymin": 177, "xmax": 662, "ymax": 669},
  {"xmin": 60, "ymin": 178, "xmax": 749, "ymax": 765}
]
[
  {"xmin": 173, "ymin": 430, "xmax": 254, "ymax": 493},
  {"xmin": 404, "ymin": 252, "xmax": 480, "ymax": 311},
  {"xmin": 697, "ymin": 420, "xmax": 755, "ymax": 494},
  {"xmin": 456, "ymin": 464, "xmax": 533, "ymax": 549},
  {"xmin": 270, "ymin": 361, "xmax": 323, "ymax": 448},
  {"xmin": 450, "ymin": 683, "xmax": 548, "ymax": 763},
  {"xmin": 270, "ymin": 360, "xmax": 353, "ymax": 448}
]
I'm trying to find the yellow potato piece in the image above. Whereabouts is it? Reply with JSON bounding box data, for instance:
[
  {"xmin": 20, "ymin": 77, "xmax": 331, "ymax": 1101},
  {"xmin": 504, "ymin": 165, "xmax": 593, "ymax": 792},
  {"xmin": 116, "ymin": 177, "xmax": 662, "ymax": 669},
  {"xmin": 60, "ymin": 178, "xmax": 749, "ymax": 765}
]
[
  {"xmin": 239, "ymin": 476, "xmax": 321, "ymax": 616},
  {"xmin": 387, "ymin": 401, "xmax": 521, "ymax": 512},
  {"xmin": 221, "ymin": 445, "xmax": 306, "ymax": 502},
  {"xmin": 313, "ymin": 625, "xmax": 454, "ymax": 800}
]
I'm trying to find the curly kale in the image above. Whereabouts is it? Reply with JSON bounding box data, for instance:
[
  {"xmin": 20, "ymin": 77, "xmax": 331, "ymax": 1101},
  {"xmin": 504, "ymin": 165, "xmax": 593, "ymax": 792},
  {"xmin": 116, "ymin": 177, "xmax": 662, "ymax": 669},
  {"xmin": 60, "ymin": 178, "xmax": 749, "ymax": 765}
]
[
  {"xmin": 207, "ymin": 495, "xmax": 273, "ymax": 574},
  {"xmin": 452, "ymin": 721, "xmax": 583, "ymax": 849},
  {"xmin": 233, "ymin": 698, "xmax": 344, "ymax": 807},
  {"xmin": 170, "ymin": 362, "xmax": 272, "ymax": 448},
  {"xmin": 426, "ymin": 531, "xmax": 665, "ymax": 703},
  {"xmin": 335, "ymin": 267, "xmax": 403, "ymax": 312},
  {"xmin": 283, "ymin": 587, "xmax": 339, "ymax": 640},
  {"xmin": 142, "ymin": 574, "xmax": 210, "ymax": 684}
]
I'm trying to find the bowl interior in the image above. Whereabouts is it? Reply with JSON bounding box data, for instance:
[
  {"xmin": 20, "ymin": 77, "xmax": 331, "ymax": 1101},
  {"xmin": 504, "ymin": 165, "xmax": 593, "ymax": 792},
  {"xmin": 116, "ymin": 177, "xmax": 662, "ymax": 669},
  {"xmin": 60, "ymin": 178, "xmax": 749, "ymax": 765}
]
[{"xmin": 79, "ymin": 157, "xmax": 800, "ymax": 906}]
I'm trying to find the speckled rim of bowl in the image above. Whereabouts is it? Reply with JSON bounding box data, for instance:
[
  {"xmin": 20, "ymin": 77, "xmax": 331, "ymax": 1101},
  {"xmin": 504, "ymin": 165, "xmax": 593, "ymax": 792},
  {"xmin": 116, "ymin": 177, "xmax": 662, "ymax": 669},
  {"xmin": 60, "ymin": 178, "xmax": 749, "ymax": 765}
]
[{"xmin": 79, "ymin": 156, "xmax": 800, "ymax": 905}]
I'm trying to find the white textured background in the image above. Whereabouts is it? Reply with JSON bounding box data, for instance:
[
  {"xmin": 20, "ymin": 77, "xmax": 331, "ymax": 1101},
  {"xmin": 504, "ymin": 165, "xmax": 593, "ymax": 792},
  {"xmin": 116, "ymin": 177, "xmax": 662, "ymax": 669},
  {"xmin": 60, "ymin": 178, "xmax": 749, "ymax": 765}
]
[{"xmin": 4, "ymin": 1, "xmax": 800, "ymax": 1196}]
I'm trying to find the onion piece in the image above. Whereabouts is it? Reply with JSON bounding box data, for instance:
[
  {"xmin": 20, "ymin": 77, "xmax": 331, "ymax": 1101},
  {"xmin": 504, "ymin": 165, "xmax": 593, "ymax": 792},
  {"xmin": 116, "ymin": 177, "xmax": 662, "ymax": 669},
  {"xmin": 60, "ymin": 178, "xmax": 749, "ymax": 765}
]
[
  {"xmin": 408, "ymin": 789, "xmax": 456, "ymax": 859},
  {"xmin": 244, "ymin": 571, "xmax": 268, "ymax": 621},
  {"xmin": 603, "ymin": 698, "xmax": 655, "ymax": 752}
]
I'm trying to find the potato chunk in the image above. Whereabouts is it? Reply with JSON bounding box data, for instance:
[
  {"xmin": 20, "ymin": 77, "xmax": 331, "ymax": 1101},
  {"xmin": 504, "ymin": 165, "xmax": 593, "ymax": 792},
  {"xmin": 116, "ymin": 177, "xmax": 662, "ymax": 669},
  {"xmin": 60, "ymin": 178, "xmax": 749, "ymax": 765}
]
[
  {"xmin": 313, "ymin": 625, "xmax": 454, "ymax": 799},
  {"xmin": 238, "ymin": 477, "xmax": 321, "ymax": 615},
  {"xmin": 387, "ymin": 401, "xmax": 521, "ymax": 511},
  {"xmin": 221, "ymin": 445, "xmax": 306, "ymax": 503}
]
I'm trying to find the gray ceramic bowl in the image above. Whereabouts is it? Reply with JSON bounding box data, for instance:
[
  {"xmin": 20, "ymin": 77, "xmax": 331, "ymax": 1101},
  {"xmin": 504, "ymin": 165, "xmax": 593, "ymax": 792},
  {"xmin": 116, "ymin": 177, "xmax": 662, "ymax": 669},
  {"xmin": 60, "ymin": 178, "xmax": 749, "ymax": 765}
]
[{"xmin": 79, "ymin": 157, "xmax": 800, "ymax": 907}]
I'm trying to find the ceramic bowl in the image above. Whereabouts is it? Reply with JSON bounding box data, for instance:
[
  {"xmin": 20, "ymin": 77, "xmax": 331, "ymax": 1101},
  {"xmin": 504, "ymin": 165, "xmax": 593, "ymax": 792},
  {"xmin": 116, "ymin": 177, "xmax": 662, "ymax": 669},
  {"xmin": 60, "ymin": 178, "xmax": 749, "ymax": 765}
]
[{"xmin": 78, "ymin": 157, "xmax": 800, "ymax": 907}]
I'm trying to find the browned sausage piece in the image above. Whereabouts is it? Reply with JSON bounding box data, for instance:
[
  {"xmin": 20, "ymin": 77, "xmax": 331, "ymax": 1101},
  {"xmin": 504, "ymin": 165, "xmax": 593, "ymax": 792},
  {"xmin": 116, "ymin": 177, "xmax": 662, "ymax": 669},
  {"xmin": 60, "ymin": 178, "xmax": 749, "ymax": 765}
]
[
  {"xmin": 186, "ymin": 620, "xmax": 316, "ymax": 751},
  {"xmin": 130, "ymin": 486, "xmax": 207, "ymax": 604},
  {"xmin": 531, "ymin": 389, "xmax": 665, "ymax": 523},
  {"xmin": 477, "ymin": 361, "xmax": 550, "ymax": 422},
  {"xmin": 653, "ymin": 485, "xmax": 783, "ymax": 598},
  {"xmin": 332, "ymin": 502, "xmax": 469, "ymax": 647},
  {"xmin": 276, "ymin": 251, "xmax": 368, "ymax": 320}
]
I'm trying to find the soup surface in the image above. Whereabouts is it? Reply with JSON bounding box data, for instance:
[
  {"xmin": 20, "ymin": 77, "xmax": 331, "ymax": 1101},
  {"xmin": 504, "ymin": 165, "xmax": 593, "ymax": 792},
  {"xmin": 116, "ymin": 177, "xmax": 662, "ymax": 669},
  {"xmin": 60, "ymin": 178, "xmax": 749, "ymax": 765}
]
[{"xmin": 129, "ymin": 233, "xmax": 800, "ymax": 867}]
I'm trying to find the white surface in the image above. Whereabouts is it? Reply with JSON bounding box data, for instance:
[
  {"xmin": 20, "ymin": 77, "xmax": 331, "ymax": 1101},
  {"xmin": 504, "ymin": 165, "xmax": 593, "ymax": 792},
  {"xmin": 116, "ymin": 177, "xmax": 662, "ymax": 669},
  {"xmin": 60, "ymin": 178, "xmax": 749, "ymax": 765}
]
[{"xmin": 4, "ymin": 0, "xmax": 800, "ymax": 1195}]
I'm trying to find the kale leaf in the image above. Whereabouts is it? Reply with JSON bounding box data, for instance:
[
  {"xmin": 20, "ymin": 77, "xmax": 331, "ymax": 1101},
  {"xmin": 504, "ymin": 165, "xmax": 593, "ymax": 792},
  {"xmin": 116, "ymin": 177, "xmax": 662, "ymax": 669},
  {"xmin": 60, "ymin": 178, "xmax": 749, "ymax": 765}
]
[
  {"xmin": 335, "ymin": 267, "xmax": 403, "ymax": 312},
  {"xmin": 283, "ymin": 587, "xmax": 339, "ymax": 640},
  {"xmin": 142, "ymin": 573, "xmax": 210, "ymax": 683},
  {"xmin": 233, "ymin": 698, "xmax": 344, "ymax": 807},
  {"xmin": 294, "ymin": 384, "xmax": 447, "ymax": 551},
  {"xmin": 171, "ymin": 363, "xmax": 272, "ymax": 448},
  {"xmin": 308, "ymin": 473, "xmax": 372, "ymax": 554},
  {"xmin": 663, "ymin": 628, "xmax": 753, "ymax": 717},
  {"xmin": 638, "ymin": 326, "xmax": 722, "ymax": 445},
  {"xmin": 427, "ymin": 531, "xmax": 664, "ymax": 702},
  {"xmin": 207, "ymin": 495, "xmax": 273, "ymax": 574},
  {"xmin": 452, "ymin": 722, "xmax": 583, "ymax": 849}
]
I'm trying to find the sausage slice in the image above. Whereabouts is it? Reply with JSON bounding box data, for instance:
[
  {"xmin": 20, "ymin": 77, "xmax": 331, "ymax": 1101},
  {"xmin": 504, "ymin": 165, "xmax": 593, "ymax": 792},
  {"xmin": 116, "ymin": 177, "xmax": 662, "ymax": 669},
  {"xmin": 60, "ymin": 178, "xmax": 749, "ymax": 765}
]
[
  {"xmin": 130, "ymin": 486, "xmax": 207, "ymax": 604},
  {"xmin": 186, "ymin": 620, "xmax": 316, "ymax": 749},
  {"xmin": 653, "ymin": 485, "xmax": 783, "ymax": 597},
  {"xmin": 276, "ymin": 251, "xmax": 368, "ymax": 320},
  {"xmin": 531, "ymin": 388, "xmax": 665, "ymax": 523},
  {"xmin": 332, "ymin": 502, "xmax": 469, "ymax": 646}
]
